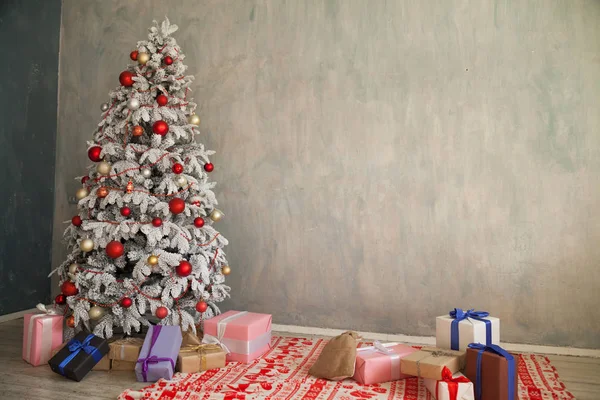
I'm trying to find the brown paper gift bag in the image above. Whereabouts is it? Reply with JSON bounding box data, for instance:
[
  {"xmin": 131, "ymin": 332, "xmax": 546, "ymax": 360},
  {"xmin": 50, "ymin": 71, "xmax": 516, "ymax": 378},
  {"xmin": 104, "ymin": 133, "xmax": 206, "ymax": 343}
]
[
  {"xmin": 309, "ymin": 331, "xmax": 360, "ymax": 380},
  {"xmin": 176, "ymin": 344, "xmax": 226, "ymax": 373},
  {"xmin": 400, "ymin": 347, "xmax": 466, "ymax": 380},
  {"xmin": 108, "ymin": 337, "xmax": 144, "ymax": 362}
]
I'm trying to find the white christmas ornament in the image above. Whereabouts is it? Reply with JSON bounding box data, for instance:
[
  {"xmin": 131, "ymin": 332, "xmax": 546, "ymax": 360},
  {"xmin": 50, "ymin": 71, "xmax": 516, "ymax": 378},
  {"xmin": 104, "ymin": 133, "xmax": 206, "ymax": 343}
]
[{"xmin": 127, "ymin": 98, "xmax": 140, "ymax": 110}]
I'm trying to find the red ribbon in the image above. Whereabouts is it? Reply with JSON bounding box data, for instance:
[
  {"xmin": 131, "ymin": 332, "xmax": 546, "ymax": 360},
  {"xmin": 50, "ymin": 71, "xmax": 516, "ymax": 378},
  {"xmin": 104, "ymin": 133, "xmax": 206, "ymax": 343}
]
[{"xmin": 436, "ymin": 367, "xmax": 471, "ymax": 400}]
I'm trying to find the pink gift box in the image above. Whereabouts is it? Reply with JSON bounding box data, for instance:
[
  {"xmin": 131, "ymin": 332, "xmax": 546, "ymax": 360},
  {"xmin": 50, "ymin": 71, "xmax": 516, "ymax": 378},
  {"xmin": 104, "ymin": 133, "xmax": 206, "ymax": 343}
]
[
  {"xmin": 22, "ymin": 310, "xmax": 63, "ymax": 366},
  {"xmin": 353, "ymin": 342, "xmax": 418, "ymax": 385},
  {"xmin": 203, "ymin": 310, "xmax": 272, "ymax": 363}
]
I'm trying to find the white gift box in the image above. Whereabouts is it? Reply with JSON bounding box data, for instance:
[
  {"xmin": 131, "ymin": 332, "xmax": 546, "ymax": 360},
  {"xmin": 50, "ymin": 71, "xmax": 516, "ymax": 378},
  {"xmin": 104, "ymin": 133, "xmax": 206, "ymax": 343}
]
[
  {"xmin": 424, "ymin": 372, "xmax": 474, "ymax": 400},
  {"xmin": 436, "ymin": 312, "xmax": 500, "ymax": 351}
]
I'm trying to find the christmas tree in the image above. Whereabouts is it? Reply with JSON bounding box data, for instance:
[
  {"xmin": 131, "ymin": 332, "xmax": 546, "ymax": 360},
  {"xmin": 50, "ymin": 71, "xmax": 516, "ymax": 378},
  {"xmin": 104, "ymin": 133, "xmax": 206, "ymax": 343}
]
[{"xmin": 50, "ymin": 18, "xmax": 230, "ymax": 338}]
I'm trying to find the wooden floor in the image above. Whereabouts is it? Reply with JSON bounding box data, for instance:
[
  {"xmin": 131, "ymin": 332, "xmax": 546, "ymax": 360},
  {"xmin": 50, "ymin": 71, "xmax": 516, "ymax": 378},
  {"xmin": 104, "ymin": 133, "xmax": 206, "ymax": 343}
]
[{"xmin": 2, "ymin": 318, "xmax": 599, "ymax": 399}]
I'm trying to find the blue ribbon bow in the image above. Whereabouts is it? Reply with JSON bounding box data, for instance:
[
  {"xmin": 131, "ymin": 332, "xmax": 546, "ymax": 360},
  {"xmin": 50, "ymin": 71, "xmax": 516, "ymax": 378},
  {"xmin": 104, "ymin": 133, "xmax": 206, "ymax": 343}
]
[
  {"xmin": 468, "ymin": 343, "xmax": 516, "ymax": 400},
  {"xmin": 58, "ymin": 334, "xmax": 103, "ymax": 376},
  {"xmin": 449, "ymin": 308, "xmax": 492, "ymax": 350}
]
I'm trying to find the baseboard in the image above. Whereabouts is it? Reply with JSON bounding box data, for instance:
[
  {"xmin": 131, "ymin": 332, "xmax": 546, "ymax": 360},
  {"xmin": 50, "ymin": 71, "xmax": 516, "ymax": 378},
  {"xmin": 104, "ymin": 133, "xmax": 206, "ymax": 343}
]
[
  {"xmin": 272, "ymin": 323, "xmax": 600, "ymax": 358},
  {"xmin": 0, "ymin": 307, "xmax": 40, "ymax": 323}
]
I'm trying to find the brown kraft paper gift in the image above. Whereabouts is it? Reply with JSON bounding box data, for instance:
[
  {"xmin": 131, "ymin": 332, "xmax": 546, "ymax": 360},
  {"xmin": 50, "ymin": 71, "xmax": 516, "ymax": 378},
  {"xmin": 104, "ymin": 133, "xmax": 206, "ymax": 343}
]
[
  {"xmin": 182, "ymin": 330, "xmax": 203, "ymax": 347},
  {"xmin": 111, "ymin": 360, "xmax": 137, "ymax": 371},
  {"xmin": 465, "ymin": 347, "xmax": 518, "ymax": 400},
  {"xmin": 400, "ymin": 347, "xmax": 466, "ymax": 380},
  {"xmin": 176, "ymin": 344, "xmax": 226, "ymax": 373},
  {"xmin": 108, "ymin": 337, "xmax": 144, "ymax": 362}
]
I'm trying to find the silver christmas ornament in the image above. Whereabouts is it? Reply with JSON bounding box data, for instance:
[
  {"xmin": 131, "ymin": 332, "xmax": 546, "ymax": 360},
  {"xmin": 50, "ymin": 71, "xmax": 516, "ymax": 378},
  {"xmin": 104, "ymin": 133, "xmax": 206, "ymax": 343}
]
[
  {"xmin": 101, "ymin": 103, "xmax": 109, "ymax": 112},
  {"xmin": 127, "ymin": 98, "xmax": 141, "ymax": 110},
  {"xmin": 174, "ymin": 176, "xmax": 187, "ymax": 188},
  {"xmin": 141, "ymin": 168, "xmax": 152, "ymax": 178}
]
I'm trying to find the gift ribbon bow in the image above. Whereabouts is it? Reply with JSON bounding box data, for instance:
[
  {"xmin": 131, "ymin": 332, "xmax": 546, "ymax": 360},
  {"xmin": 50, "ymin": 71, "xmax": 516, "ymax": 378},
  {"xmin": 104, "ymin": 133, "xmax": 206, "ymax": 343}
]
[
  {"xmin": 136, "ymin": 326, "xmax": 175, "ymax": 382},
  {"xmin": 180, "ymin": 344, "xmax": 223, "ymax": 353},
  {"xmin": 468, "ymin": 343, "xmax": 515, "ymax": 400},
  {"xmin": 58, "ymin": 334, "xmax": 102, "ymax": 375},
  {"xmin": 449, "ymin": 308, "xmax": 492, "ymax": 350},
  {"xmin": 438, "ymin": 369, "xmax": 471, "ymax": 400},
  {"xmin": 202, "ymin": 311, "xmax": 248, "ymax": 354},
  {"xmin": 36, "ymin": 303, "xmax": 58, "ymax": 315}
]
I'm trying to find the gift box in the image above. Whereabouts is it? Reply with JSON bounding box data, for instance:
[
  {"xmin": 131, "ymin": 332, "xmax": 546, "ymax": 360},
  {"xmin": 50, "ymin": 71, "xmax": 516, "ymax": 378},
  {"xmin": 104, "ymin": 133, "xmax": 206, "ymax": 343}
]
[
  {"xmin": 51, "ymin": 342, "xmax": 111, "ymax": 371},
  {"xmin": 135, "ymin": 325, "xmax": 182, "ymax": 382},
  {"xmin": 203, "ymin": 310, "xmax": 272, "ymax": 363},
  {"xmin": 353, "ymin": 342, "xmax": 418, "ymax": 384},
  {"xmin": 436, "ymin": 308, "xmax": 500, "ymax": 351},
  {"xmin": 424, "ymin": 371, "xmax": 474, "ymax": 400},
  {"xmin": 400, "ymin": 347, "xmax": 466, "ymax": 380},
  {"xmin": 48, "ymin": 332, "xmax": 109, "ymax": 381},
  {"xmin": 22, "ymin": 304, "xmax": 63, "ymax": 366},
  {"xmin": 465, "ymin": 343, "xmax": 517, "ymax": 400},
  {"xmin": 112, "ymin": 360, "xmax": 136, "ymax": 371},
  {"xmin": 182, "ymin": 330, "xmax": 203, "ymax": 346},
  {"xmin": 176, "ymin": 343, "xmax": 226, "ymax": 373},
  {"xmin": 109, "ymin": 337, "xmax": 144, "ymax": 362}
]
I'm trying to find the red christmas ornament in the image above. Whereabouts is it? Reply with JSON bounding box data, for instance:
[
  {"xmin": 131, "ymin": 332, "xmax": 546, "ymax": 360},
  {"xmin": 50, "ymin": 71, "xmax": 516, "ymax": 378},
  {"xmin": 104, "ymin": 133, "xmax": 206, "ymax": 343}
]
[
  {"xmin": 172, "ymin": 163, "xmax": 184, "ymax": 174},
  {"xmin": 120, "ymin": 206, "xmax": 131, "ymax": 217},
  {"xmin": 81, "ymin": 176, "xmax": 90, "ymax": 184},
  {"xmin": 71, "ymin": 215, "xmax": 82, "ymax": 227},
  {"xmin": 195, "ymin": 300, "xmax": 208, "ymax": 313},
  {"xmin": 156, "ymin": 94, "xmax": 168, "ymax": 106},
  {"xmin": 152, "ymin": 217, "xmax": 163, "ymax": 227},
  {"xmin": 106, "ymin": 240, "xmax": 124, "ymax": 259},
  {"xmin": 61, "ymin": 281, "xmax": 79, "ymax": 296},
  {"xmin": 176, "ymin": 260, "xmax": 192, "ymax": 277},
  {"xmin": 155, "ymin": 306, "xmax": 168, "ymax": 319},
  {"xmin": 193, "ymin": 217, "xmax": 205, "ymax": 228},
  {"xmin": 152, "ymin": 120, "xmax": 169, "ymax": 136},
  {"xmin": 169, "ymin": 198, "xmax": 185, "ymax": 214},
  {"xmin": 163, "ymin": 56, "xmax": 173, "ymax": 65},
  {"xmin": 204, "ymin": 163, "xmax": 214, "ymax": 172},
  {"xmin": 87, "ymin": 146, "xmax": 103, "ymax": 162},
  {"xmin": 119, "ymin": 70, "xmax": 135, "ymax": 87},
  {"xmin": 130, "ymin": 50, "xmax": 139, "ymax": 61},
  {"xmin": 120, "ymin": 297, "xmax": 133, "ymax": 308},
  {"xmin": 55, "ymin": 294, "xmax": 67, "ymax": 305}
]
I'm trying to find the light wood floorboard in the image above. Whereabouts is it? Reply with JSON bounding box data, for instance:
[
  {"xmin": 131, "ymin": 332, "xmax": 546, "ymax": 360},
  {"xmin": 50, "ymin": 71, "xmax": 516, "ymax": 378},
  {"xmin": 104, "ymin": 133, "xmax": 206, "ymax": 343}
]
[{"xmin": 2, "ymin": 318, "xmax": 598, "ymax": 399}]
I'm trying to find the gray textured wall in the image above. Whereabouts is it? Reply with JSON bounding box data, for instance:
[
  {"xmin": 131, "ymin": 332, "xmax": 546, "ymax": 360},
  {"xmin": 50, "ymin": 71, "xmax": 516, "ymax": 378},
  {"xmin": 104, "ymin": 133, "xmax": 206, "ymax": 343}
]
[
  {"xmin": 0, "ymin": 0, "xmax": 61, "ymax": 314},
  {"xmin": 54, "ymin": 0, "xmax": 600, "ymax": 348}
]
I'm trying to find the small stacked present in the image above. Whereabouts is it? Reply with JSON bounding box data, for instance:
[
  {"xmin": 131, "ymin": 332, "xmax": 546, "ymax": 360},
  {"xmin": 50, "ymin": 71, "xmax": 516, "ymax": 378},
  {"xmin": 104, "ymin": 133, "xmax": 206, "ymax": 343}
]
[{"xmin": 312, "ymin": 308, "xmax": 516, "ymax": 400}]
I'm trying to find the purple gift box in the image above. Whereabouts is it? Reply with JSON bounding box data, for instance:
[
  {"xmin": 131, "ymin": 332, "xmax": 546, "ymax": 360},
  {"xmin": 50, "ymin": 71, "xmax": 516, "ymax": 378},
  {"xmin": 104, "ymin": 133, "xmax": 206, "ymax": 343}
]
[{"xmin": 135, "ymin": 325, "xmax": 182, "ymax": 382}]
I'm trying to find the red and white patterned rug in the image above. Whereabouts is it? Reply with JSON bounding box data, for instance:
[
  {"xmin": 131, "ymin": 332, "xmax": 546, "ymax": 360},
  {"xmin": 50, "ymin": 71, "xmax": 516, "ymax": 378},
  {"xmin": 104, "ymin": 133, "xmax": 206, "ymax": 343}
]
[{"xmin": 119, "ymin": 336, "xmax": 575, "ymax": 400}]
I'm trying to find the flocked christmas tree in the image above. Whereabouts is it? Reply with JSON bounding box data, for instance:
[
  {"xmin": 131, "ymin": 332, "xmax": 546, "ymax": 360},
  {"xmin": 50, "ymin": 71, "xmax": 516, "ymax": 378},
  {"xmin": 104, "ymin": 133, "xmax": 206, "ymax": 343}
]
[{"xmin": 49, "ymin": 18, "xmax": 231, "ymax": 338}]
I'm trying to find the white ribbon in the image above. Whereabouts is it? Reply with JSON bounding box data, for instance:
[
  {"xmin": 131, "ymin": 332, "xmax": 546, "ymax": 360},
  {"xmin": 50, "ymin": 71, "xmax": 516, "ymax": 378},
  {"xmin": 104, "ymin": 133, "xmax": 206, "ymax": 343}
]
[
  {"xmin": 357, "ymin": 341, "xmax": 402, "ymax": 380},
  {"xmin": 25, "ymin": 304, "xmax": 58, "ymax": 364},
  {"xmin": 202, "ymin": 311, "xmax": 271, "ymax": 356}
]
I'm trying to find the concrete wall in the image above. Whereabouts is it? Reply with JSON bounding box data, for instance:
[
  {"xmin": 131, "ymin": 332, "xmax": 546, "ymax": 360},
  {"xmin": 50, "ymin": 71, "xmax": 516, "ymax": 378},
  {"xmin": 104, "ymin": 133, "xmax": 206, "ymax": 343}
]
[
  {"xmin": 0, "ymin": 0, "xmax": 61, "ymax": 314},
  {"xmin": 54, "ymin": 0, "xmax": 600, "ymax": 348}
]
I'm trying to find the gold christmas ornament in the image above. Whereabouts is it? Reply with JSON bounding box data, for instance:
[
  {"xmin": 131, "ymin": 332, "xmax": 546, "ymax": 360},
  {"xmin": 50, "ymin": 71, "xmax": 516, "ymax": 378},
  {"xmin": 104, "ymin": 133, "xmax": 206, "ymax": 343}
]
[
  {"xmin": 75, "ymin": 187, "xmax": 89, "ymax": 200},
  {"xmin": 174, "ymin": 176, "xmax": 187, "ymax": 188},
  {"xmin": 89, "ymin": 306, "xmax": 105, "ymax": 320},
  {"xmin": 188, "ymin": 114, "xmax": 200, "ymax": 126},
  {"xmin": 209, "ymin": 209, "xmax": 224, "ymax": 222},
  {"xmin": 97, "ymin": 161, "xmax": 111, "ymax": 175},
  {"xmin": 147, "ymin": 255, "xmax": 159, "ymax": 266},
  {"xmin": 68, "ymin": 263, "xmax": 79, "ymax": 274},
  {"xmin": 80, "ymin": 238, "xmax": 94, "ymax": 252},
  {"xmin": 221, "ymin": 265, "xmax": 231, "ymax": 275},
  {"xmin": 137, "ymin": 52, "xmax": 150, "ymax": 65}
]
